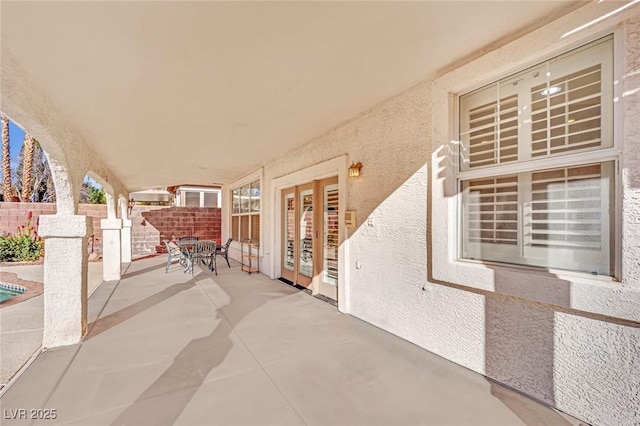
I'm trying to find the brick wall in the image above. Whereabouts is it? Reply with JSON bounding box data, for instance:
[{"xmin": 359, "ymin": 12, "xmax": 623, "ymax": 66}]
[
  {"xmin": 0, "ymin": 202, "xmax": 222, "ymax": 258},
  {"xmin": 142, "ymin": 207, "xmax": 222, "ymax": 253},
  {"xmin": 0, "ymin": 202, "xmax": 110, "ymax": 254},
  {"xmin": 79, "ymin": 204, "xmax": 109, "ymax": 254},
  {"xmin": 130, "ymin": 206, "xmax": 164, "ymax": 257}
]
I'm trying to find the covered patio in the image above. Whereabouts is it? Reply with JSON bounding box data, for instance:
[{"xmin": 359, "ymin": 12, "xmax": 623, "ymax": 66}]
[
  {"xmin": 1, "ymin": 256, "xmax": 580, "ymax": 425},
  {"xmin": 2, "ymin": 1, "xmax": 640, "ymax": 424}
]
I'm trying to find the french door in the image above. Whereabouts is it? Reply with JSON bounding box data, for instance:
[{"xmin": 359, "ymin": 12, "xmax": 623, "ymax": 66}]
[{"xmin": 281, "ymin": 177, "xmax": 339, "ymax": 301}]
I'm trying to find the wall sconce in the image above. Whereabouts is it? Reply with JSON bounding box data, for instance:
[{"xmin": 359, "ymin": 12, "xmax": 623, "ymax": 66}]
[
  {"xmin": 348, "ymin": 161, "xmax": 363, "ymax": 178},
  {"xmin": 128, "ymin": 198, "xmax": 136, "ymax": 216}
]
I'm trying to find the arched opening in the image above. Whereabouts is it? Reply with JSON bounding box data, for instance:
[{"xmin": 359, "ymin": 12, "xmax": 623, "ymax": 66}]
[
  {"xmin": 80, "ymin": 173, "xmax": 109, "ymax": 285},
  {"xmin": 0, "ymin": 116, "xmax": 55, "ymax": 204},
  {"xmin": 0, "ymin": 114, "xmax": 50, "ymax": 386}
]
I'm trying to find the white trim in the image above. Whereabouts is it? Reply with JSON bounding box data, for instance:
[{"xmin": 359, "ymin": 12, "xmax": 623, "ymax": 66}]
[
  {"xmin": 456, "ymin": 147, "xmax": 619, "ymax": 181},
  {"xmin": 230, "ymin": 168, "xmax": 263, "ymax": 189},
  {"xmin": 228, "ymin": 170, "xmax": 263, "ymax": 251},
  {"xmin": 176, "ymin": 185, "xmax": 221, "ymax": 192},
  {"xmin": 612, "ymin": 26, "xmax": 624, "ymax": 280},
  {"xmin": 269, "ymin": 155, "xmax": 350, "ymax": 313},
  {"xmin": 446, "ymin": 23, "xmax": 625, "ymax": 95}
]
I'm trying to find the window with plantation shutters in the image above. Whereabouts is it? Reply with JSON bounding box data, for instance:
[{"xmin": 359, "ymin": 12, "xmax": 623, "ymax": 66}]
[{"xmin": 458, "ymin": 35, "xmax": 616, "ymax": 276}]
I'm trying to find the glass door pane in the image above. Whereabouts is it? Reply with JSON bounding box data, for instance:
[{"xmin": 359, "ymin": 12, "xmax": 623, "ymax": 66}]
[
  {"xmin": 299, "ymin": 188, "xmax": 314, "ymax": 278},
  {"xmin": 284, "ymin": 192, "xmax": 295, "ymax": 272},
  {"xmin": 323, "ymin": 184, "xmax": 339, "ymax": 286}
]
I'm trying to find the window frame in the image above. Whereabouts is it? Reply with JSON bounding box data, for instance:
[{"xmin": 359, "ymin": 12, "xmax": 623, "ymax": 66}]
[
  {"xmin": 231, "ymin": 178, "xmax": 261, "ymax": 243},
  {"xmin": 454, "ymin": 34, "xmax": 619, "ymax": 278},
  {"xmin": 430, "ymin": 16, "xmax": 640, "ymax": 324},
  {"xmin": 178, "ymin": 187, "xmax": 222, "ymax": 208}
]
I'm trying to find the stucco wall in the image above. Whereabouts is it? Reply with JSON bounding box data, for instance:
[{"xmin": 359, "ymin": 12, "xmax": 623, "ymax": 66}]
[{"xmin": 228, "ymin": 5, "xmax": 640, "ymax": 425}]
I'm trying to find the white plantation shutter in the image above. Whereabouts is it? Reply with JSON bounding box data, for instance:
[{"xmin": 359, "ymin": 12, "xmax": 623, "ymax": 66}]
[
  {"xmin": 462, "ymin": 175, "xmax": 519, "ymax": 263},
  {"xmin": 463, "ymin": 176, "xmax": 518, "ymax": 245},
  {"xmin": 461, "ymin": 94, "xmax": 519, "ymax": 169},
  {"xmin": 523, "ymin": 163, "xmax": 613, "ymax": 274},
  {"xmin": 528, "ymin": 164, "xmax": 603, "ymax": 249},
  {"xmin": 531, "ymin": 65, "xmax": 604, "ymax": 157},
  {"xmin": 459, "ymin": 35, "xmax": 615, "ymax": 276},
  {"xmin": 460, "ymin": 84, "xmax": 519, "ymax": 170},
  {"xmin": 461, "ymin": 164, "xmax": 613, "ymax": 273},
  {"xmin": 323, "ymin": 185, "xmax": 339, "ymax": 286}
]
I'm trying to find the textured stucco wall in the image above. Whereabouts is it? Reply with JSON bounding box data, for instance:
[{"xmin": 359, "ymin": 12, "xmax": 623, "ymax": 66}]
[
  {"xmin": 621, "ymin": 16, "xmax": 640, "ymax": 285},
  {"xmin": 426, "ymin": 7, "xmax": 640, "ymax": 425},
  {"xmin": 229, "ymin": 4, "xmax": 640, "ymax": 425},
  {"xmin": 258, "ymin": 81, "xmax": 430, "ymax": 278}
]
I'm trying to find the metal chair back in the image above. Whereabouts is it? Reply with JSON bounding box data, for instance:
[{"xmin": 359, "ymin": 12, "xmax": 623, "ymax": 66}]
[
  {"xmin": 178, "ymin": 236, "xmax": 199, "ymax": 243},
  {"xmin": 163, "ymin": 239, "xmax": 186, "ymax": 273},
  {"xmin": 191, "ymin": 240, "xmax": 217, "ymax": 274},
  {"xmin": 219, "ymin": 238, "xmax": 232, "ymax": 267}
]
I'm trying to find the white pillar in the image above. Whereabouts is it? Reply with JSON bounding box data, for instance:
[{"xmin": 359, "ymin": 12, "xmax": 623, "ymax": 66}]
[
  {"xmin": 121, "ymin": 218, "xmax": 132, "ymax": 263},
  {"xmin": 101, "ymin": 218, "xmax": 123, "ymax": 281},
  {"xmin": 39, "ymin": 215, "xmax": 91, "ymax": 348}
]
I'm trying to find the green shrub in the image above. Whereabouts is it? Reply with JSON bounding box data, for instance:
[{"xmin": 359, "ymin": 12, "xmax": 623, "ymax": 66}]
[
  {"xmin": 0, "ymin": 211, "xmax": 44, "ymax": 262},
  {"xmin": 0, "ymin": 234, "xmax": 43, "ymax": 261}
]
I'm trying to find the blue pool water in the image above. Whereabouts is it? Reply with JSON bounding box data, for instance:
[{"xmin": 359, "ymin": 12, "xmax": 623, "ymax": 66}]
[{"xmin": 0, "ymin": 284, "xmax": 25, "ymax": 303}]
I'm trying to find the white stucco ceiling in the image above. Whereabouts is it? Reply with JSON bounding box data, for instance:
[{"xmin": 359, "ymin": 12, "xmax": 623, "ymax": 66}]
[{"xmin": 1, "ymin": 1, "xmax": 585, "ymax": 191}]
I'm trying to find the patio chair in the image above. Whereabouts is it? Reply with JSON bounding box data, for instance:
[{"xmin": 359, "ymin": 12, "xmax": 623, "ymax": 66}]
[
  {"xmin": 191, "ymin": 241, "xmax": 217, "ymax": 275},
  {"xmin": 178, "ymin": 236, "xmax": 199, "ymax": 243},
  {"xmin": 218, "ymin": 238, "xmax": 232, "ymax": 268},
  {"xmin": 177, "ymin": 237, "xmax": 199, "ymax": 274},
  {"xmin": 163, "ymin": 240, "xmax": 187, "ymax": 273}
]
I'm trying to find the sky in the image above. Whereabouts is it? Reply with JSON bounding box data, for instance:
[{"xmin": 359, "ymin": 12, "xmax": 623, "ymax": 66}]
[
  {"xmin": 4, "ymin": 118, "xmax": 99, "ymax": 187},
  {"xmin": 8, "ymin": 120, "xmax": 25, "ymax": 162}
]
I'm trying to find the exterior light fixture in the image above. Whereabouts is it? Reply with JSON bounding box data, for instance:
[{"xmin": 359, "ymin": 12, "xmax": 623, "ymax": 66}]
[
  {"xmin": 128, "ymin": 198, "xmax": 136, "ymax": 216},
  {"xmin": 348, "ymin": 161, "xmax": 363, "ymax": 178}
]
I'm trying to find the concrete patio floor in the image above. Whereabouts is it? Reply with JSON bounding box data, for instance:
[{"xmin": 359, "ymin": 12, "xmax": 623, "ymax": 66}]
[
  {"xmin": 0, "ymin": 256, "xmax": 584, "ymax": 425},
  {"xmin": 0, "ymin": 262, "xmax": 104, "ymax": 388}
]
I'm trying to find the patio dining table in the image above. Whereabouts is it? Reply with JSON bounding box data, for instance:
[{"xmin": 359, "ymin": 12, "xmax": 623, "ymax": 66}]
[{"xmin": 177, "ymin": 239, "xmax": 217, "ymax": 274}]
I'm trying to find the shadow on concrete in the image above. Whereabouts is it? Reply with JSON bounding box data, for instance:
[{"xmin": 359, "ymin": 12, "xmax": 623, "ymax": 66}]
[
  {"xmin": 86, "ymin": 282, "xmax": 196, "ymax": 339},
  {"xmin": 488, "ymin": 379, "xmax": 574, "ymax": 426},
  {"xmin": 110, "ymin": 275, "xmax": 286, "ymax": 426},
  {"xmin": 122, "ymin": 262, "xmax": 171, "ymax": 279}
]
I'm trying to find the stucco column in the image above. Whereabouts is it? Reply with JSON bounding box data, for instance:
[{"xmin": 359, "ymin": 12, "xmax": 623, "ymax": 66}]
[
  {"xmin": 38, "ymin": 215, "xmax": 91, "ymax": 348},
  {"xmin": 121, "ymin": 218, "xmax": 132, "ymax": 263},
  {"xmin": 101, "ymin": 218, "xmax": 123, "ymax": 281}
]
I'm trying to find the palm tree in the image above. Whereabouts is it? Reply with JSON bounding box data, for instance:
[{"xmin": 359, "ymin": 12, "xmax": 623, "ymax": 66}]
[
  {"xmin": 33, "ymin": 142, "xmax": 55, "ymax": 203},
  {"xmin": 1, "ymin": 114, "xmax": 14, "ymax": 201},
  {"xmin": 16, "ymin": 140, "xmax": 55, "ymax": 203},
  {"xmin": 20, "ymin": 133, "xmax": 35, "ymax": 202}
]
